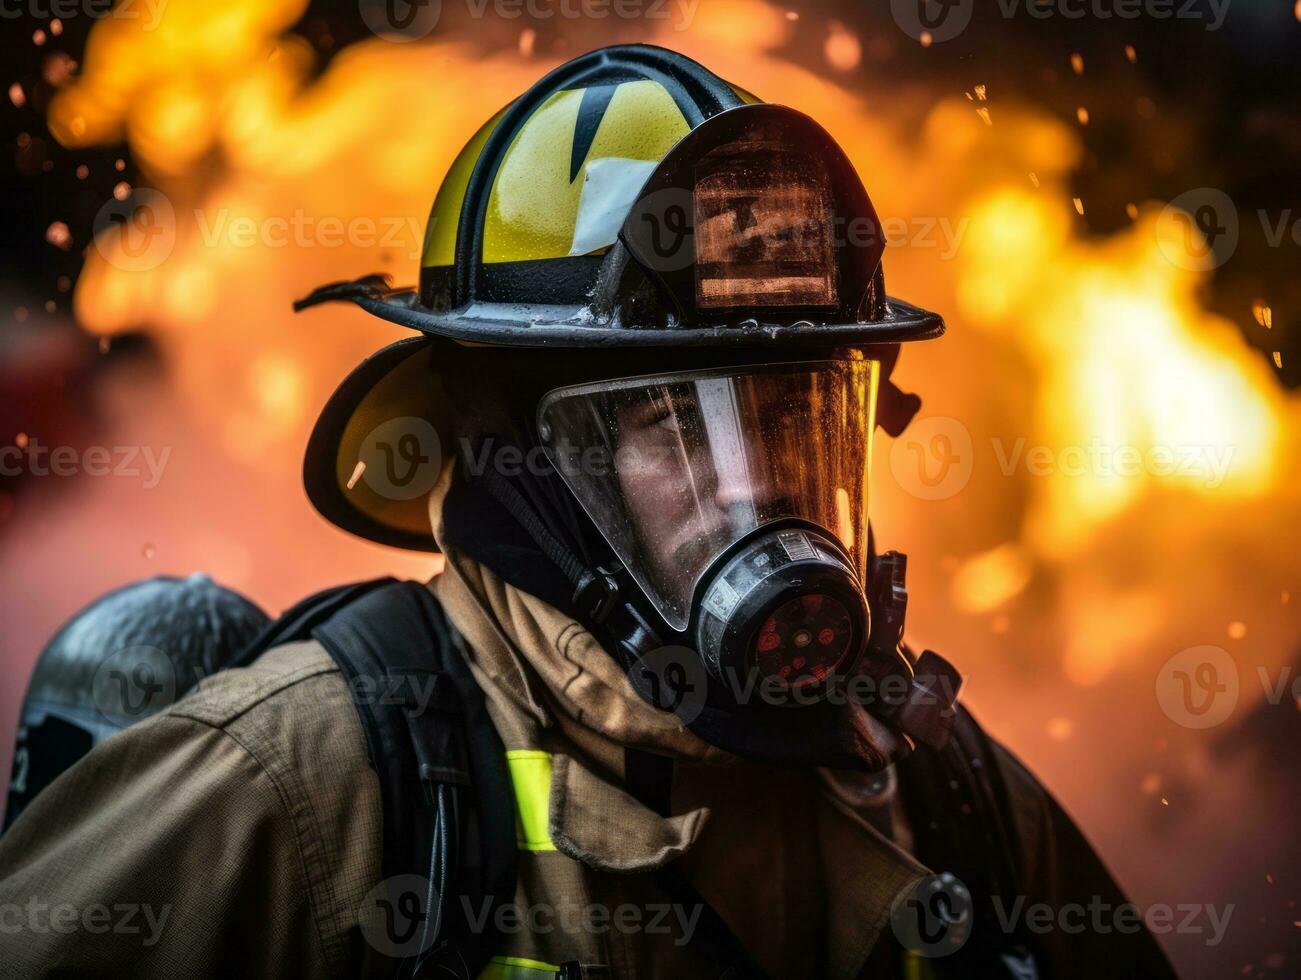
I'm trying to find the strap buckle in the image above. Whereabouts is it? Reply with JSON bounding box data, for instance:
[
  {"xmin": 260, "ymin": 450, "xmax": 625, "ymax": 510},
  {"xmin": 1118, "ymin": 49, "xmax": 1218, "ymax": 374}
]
[{"xmin": 571, "ymin": 565, "xmax": 621, "ymax": 624}]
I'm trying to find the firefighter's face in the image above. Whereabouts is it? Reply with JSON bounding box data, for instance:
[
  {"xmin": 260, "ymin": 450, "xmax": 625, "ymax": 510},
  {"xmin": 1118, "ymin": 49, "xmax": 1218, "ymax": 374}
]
[{"xmin": 613, "ymin": 389, "xmax": 779, "ymax": 594}]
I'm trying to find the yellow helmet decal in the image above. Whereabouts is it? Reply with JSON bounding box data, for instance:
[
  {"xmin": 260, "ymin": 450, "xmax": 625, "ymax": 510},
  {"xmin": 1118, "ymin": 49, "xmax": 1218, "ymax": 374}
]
[{"xmin": 472, "ymin": 79, "xmax": 691, "ymax": 266}]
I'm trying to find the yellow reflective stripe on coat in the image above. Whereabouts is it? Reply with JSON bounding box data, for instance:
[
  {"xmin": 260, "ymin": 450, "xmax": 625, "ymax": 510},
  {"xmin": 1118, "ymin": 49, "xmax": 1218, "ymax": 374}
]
[
  {"xmin": 506, "ymin": 749, "xmax": 556, "ymax": 851},
  {"xmin": 479, "ymin": 954, "xmax": 561, "ymax": 979}
]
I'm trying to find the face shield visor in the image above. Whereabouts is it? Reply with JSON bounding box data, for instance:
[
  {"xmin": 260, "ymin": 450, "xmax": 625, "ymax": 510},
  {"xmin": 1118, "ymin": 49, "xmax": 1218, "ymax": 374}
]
[{"xmin": 537, "ymin": 357, "xmax": 879, "ymax": 692}]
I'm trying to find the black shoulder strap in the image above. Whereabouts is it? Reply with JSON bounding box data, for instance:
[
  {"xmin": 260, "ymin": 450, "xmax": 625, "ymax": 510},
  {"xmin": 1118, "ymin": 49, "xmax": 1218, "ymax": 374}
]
[
  {"xmin": 894, "ymin": 705, "xmax": 1039, "ymax": 978},
  {"xmin": 623, "ymin": 747, "xmax": 771, "ymax": 980},
  {"xmin": 241, "ymin": 579, "xmax": 517, "ymax": 979}
]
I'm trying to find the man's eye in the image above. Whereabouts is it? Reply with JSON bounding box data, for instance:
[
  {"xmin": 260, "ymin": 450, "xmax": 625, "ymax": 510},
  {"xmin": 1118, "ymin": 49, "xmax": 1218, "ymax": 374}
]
[{"xmin": 654, "ymin": 412, "xmax": 682, "ymax": 434}]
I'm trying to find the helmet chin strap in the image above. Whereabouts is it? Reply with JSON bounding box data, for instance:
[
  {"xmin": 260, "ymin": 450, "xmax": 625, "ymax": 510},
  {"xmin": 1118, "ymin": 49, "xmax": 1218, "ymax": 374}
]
[{"xmin": 460, "ymin": 440, "xmax": 962, "ymax": 771}]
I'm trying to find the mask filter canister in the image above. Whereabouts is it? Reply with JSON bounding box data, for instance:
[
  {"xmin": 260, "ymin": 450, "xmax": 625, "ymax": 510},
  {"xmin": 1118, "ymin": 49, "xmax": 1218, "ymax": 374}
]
[{"xmin": 693, "ymin": 525, "xmax": 869, "ymax": 696}]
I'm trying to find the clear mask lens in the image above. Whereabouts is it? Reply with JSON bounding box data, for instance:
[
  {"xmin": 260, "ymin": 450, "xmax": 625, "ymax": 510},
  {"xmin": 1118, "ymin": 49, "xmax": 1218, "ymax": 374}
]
[{"xmin": 536, "ymin": 359, "xmax": 880, "ymax": 631}]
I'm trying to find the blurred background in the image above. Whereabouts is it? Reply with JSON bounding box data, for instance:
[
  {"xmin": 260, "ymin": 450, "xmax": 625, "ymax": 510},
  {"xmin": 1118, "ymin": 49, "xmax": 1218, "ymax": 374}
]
[{"xmin": 1, "ymin": 1, "xmax": 1298, "ymax": 976}]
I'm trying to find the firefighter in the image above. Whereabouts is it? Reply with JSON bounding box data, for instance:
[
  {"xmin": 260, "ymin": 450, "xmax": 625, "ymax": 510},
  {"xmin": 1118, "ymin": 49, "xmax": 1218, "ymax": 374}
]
[{"xmin": 0, "ymin": 45, "xmax": 1175, "ymax": 980}]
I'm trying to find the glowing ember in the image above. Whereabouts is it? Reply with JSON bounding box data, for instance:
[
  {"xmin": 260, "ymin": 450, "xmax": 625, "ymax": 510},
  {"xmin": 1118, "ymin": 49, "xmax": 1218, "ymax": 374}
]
[
  {"xmin": 1273, "ymin": 351, "xmax": 1284, "ymax": 368},
  {"xmin": 112, "ymin": 181, "xmax": 130, "ymax": 200},
  {"xmin": 1047, "ymin": 717, "xmax": 1074, "ymax": 741},
  {"xmin": 1252, "ymin": 301, "xmax": 1273, "ymax": 329},
  {"xmin": 824, "ymin": 21, "xmax": 861, "ymax": 72},
  {"xmin": 1227, "ymin": 621, "xmax": 1247, "ymax": 639},
  {"xmin": 42, "ymin": 52, "xmax": 77, "ymax": 87},
  {"xmin": 32, "ymin": 30, "xmax": 45, "ymax": 46},
  {"xmin": 518, "ymin": 29, "xmax": 536, "ymax": 57},
  {"xmin": 1125, "ymin": 44, "xmax": 1137, "ymax": 63},
  {"xmin": 919, "ymin": 31, "xmax": 933, "ymax": 48},
  {"xmin": 8, "ymin": 83, "xmax": 24, "ymax": 107},
  {"xmin": 44, "ymin": 221, "xmax": 72, "ymax": 250},
  {"xmin": 951, "ymin": 543, "xmax": 1033, "ymax": 614},
  {"xmin": 1028, "ymin": 172, "xmax": 1040, "ymax": 187},
  {"xmin": 76, "ymin": 164, "xmax": 88, "ymax": 179},
  {"xmin": 50, "ymin": 18, "xmax": 63, "ymax": 36},
  {"xmin": 1073, "ymin": 196, "xmax": 1084, "ymax": 215},
  {"xmin": 1070, "ymin": 53, "xmax": 1084, "ymax": 76},
  {"xmin": 1076, "ymin": 106, "xmax": 1089, "ymax": 125},
  {"xmin": 975, "ymin": 106, "xmax": 992, "ymax": 127},
  {"xmin": 1125, "ymin": 202, "xmax": 1138, "ymax": 220}
]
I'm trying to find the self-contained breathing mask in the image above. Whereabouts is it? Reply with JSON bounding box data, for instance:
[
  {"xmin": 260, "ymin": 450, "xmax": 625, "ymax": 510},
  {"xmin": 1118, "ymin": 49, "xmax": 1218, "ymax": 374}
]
[{"xmin": 524, "ymin": 357, "xmax": 962, "ymax": 768}]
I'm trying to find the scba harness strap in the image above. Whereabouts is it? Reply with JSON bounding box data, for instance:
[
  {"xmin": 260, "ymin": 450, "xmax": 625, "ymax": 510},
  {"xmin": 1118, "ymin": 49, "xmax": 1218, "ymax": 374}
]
[{"xmin": 236, "ymin": 579, "xmax": 518, "ymax": 980}]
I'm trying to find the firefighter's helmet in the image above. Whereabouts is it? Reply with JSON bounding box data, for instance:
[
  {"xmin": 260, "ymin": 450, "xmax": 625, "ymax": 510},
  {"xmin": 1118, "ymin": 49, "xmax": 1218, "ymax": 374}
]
[{"xmin": 297, "ymin": 44, "xmax": 941, "ymax": 551}]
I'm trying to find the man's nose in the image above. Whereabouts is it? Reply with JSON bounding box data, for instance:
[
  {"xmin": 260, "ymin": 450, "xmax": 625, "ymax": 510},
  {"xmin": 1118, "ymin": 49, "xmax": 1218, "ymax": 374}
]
[{"xmin": 713, "ymin": 463, "xmax": 776, "ymax": 518}]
